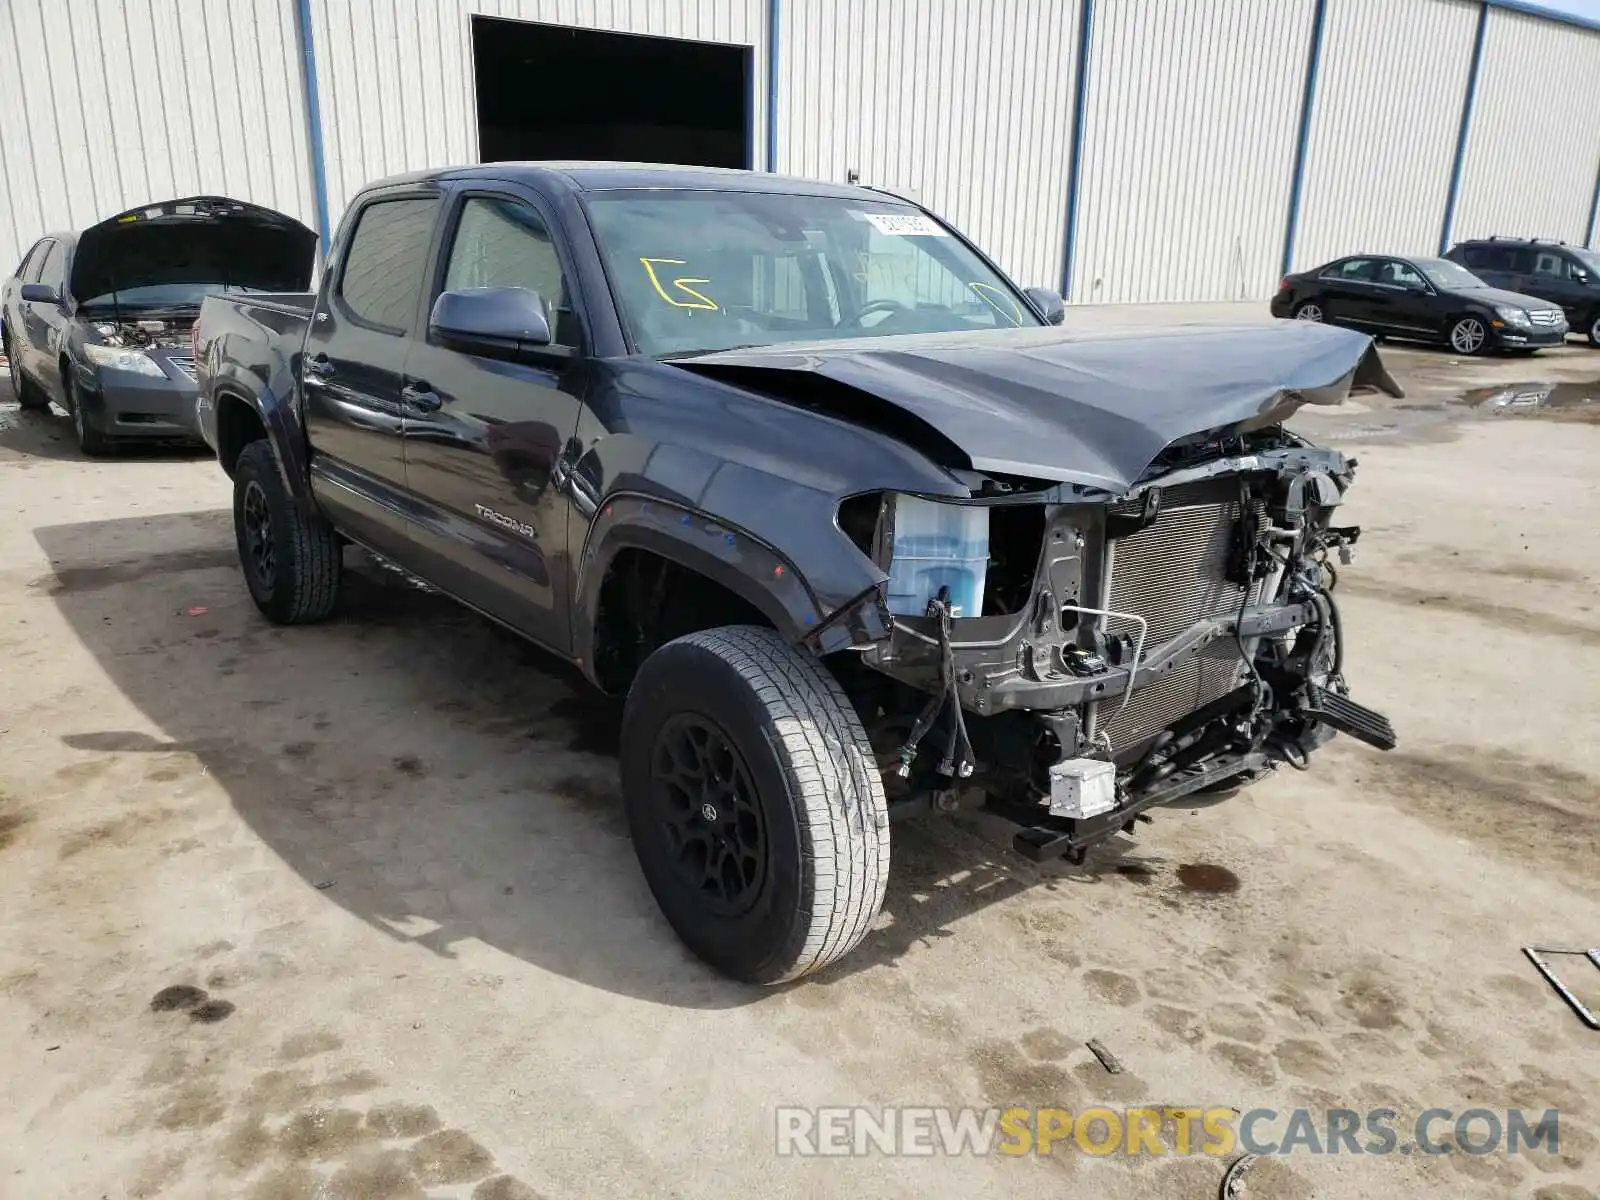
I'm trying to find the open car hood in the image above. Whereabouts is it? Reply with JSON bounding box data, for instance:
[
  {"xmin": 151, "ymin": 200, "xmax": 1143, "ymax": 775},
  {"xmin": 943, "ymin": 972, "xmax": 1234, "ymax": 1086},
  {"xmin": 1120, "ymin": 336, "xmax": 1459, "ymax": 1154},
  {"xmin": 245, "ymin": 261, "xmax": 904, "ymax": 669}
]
[
  {"xmin": 676, "ymin": 322, "xmax": 1401, "ymax": 492},
  {"xmin": 70, "ymin": 196, "xmax": 317, "ymax": 304}
]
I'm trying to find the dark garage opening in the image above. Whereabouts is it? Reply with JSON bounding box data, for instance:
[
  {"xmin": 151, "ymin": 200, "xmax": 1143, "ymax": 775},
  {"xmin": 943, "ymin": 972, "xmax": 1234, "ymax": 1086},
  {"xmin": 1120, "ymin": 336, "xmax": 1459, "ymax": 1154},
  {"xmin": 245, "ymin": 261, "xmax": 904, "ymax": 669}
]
[{"xmin": 472, "ymin": 16, "xmax": 752, "ymax": 168}]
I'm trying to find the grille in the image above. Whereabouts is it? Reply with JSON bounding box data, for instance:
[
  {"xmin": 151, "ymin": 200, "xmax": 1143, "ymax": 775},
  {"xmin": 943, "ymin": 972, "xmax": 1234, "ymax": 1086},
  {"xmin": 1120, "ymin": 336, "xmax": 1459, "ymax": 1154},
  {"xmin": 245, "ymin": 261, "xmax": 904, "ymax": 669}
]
[
  {"xmin": 1097, "ymin": 481, "xmax": 1255, "ymax": 751},
  {"xmin": 1529, "ymin": 310, "xmax": 1562, "ymax": 327},
  {"xmin": 165, "ymin": 353, "xmax": 197, "ymax": 381}
]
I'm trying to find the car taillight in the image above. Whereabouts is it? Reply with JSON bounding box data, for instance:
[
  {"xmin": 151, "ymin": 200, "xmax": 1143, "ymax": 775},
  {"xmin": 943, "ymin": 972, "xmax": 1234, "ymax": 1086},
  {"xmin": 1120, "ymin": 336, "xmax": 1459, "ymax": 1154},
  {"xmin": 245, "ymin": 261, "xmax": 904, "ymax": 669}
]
[{"xmin": 1277, "ymin": 277, "xmax": 1291, "ymax": 292}]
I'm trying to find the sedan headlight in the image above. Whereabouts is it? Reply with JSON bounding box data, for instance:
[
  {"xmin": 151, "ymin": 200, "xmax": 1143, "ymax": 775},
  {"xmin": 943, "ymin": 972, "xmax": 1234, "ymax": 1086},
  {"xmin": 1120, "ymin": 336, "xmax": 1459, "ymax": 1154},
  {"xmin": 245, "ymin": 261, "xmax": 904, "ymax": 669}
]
[
  {"xmin": 1494, "ymin": 306, "xmax": 1531, "ymax": 328},
  {"xmin": 82, "ymin": 342, "xmax": 168, "ymax": 377}
]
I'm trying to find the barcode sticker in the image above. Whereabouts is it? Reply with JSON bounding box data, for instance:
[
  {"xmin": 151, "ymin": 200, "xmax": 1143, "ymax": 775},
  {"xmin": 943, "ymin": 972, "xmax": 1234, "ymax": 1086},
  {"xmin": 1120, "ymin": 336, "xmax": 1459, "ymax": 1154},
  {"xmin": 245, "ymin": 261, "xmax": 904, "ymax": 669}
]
[{"xmin": 861, "ymin": 212, "xmax": 949, "ymax": 237}]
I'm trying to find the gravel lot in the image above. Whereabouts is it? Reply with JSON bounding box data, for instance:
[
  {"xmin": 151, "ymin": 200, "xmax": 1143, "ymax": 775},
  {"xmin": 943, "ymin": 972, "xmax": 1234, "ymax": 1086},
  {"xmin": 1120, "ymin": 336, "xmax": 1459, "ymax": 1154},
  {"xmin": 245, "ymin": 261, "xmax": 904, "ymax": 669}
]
[{"xmin": 2, "ymin": 321, "xmax": 1597, "ymax": 1200}]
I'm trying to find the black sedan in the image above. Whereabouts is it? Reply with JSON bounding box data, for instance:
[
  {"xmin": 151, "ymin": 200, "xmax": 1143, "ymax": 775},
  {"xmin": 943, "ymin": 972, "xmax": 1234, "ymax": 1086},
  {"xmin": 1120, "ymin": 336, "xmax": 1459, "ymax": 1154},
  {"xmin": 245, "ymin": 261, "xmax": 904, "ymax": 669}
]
[
  {"xmin": 1270, "ymin": 254, "xmax": 1568, "ymax": 355},
  {"xmin": 2, "ymin": 196, "xmax": 314, "ymax": 454}
]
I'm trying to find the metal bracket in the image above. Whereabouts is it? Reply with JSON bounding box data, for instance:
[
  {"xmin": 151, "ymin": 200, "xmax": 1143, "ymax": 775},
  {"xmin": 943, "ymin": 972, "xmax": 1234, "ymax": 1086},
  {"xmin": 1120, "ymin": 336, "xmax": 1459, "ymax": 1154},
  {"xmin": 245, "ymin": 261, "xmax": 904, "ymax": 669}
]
[{"xmin": 1523, "ymin": 946, "xmax": 1600, "ymax": 1029}]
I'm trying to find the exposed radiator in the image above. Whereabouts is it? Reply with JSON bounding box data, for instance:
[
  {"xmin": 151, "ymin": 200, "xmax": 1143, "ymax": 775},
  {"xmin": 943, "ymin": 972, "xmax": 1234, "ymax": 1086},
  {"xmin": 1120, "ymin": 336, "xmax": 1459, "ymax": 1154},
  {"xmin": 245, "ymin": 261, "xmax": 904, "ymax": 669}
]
[{"xmin": 1098, "ymin": 481, "xmax": 1259, "ymax": 752}]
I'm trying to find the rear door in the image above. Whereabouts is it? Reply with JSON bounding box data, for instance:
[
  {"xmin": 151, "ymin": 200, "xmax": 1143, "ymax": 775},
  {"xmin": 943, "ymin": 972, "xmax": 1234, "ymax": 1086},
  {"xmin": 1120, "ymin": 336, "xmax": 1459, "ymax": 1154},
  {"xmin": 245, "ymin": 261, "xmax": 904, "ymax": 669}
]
[
  {"xmin": 1459, "ymin": 243, "xmax": 1517, "ymax": 289},
  {"xmin": 302, "ymin": 191, "xmax": 441, "ymax": 561},
  {"xmin": 399, "ymin": 187, "xmax": 588, "ymax": 654}
]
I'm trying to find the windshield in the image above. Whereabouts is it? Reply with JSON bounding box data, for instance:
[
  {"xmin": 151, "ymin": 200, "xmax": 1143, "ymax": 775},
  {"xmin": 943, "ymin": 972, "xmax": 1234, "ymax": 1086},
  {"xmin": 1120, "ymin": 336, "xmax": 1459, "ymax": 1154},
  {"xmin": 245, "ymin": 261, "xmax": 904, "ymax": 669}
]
[
  {"xmin": 1572, "ymin": 247, "xmax": 1600, "ymax": 274},
  {"xmin": 77, "ymin": 281, "xmax": 263, "ymax": 311},
  {"xmin": 583, "ymin": 191, "xmax": 1041, "ymax": 357},
  {"xmin": 1415, "ymin": 258, "xmax": 1485, "ymax": 290}
]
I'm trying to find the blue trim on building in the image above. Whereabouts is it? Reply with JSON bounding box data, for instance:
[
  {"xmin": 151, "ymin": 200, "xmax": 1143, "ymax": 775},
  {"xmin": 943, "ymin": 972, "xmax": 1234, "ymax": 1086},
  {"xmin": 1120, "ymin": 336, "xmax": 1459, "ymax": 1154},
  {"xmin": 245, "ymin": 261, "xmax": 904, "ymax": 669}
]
[
  {"xmin": 1486, "ymin": 0, "xmax": 1600, "ymax": 34},
  {"xmin": 1439, "ymin": 3, "xmax": 1490, "ymax": 256},
  {"xmin": 1587, "ymin": 161, "xmax": 1600, "ymax": 248},
  {"xmin": 1280, "ymin": 0, "xmax": 1329, "ymax": 278},
  {"xmin": 765, "ymin": 0, "xmax": 780, "ymax": 172},
  {"xmin": 1059, "ymin": 0, "xmax": 1095, "ymax": 299},
  {"xmin": 293, "ymin": 0, "xmax": 332, "ymax": 257}
]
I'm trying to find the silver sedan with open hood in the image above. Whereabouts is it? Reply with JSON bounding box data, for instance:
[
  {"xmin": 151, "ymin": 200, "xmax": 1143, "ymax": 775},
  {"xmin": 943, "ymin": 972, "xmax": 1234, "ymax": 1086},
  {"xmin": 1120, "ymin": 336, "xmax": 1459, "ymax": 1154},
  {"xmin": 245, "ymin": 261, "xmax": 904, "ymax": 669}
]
[{"xmin": 2, "ymin": 196, "xmax": 316, "ymax": 454}]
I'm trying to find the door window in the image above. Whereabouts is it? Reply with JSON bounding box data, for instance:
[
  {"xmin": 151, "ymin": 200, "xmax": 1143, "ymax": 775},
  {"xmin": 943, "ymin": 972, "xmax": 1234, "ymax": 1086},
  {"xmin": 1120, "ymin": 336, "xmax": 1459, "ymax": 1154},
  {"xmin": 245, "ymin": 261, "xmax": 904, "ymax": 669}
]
[
  {"xmin": 1505, "ymin": 247, "xmax": 1535, "ymax": 273},
  {"xmin": 1533, "ymin": 251, "xmax": 1566, "ymax": 279},
  {"xmin": 442, "ymin": 197, "xmax": 578, "ymax": 347},
  {"xmin": 35, "ymin": 243, "xmax": 65, "ymax": 292},
  {"xmin": 338, "ymin": 197, "xmax": 440, "ymax": 332},
  {"xmin": 1379, "ymin": 260, "xmax": 1427, "ymax": 289},
  {"xmin": 1322, "ymin": 258, "xmax": 1377, "ymax": 282},
  {"xmin": 13, "ymin": 239, "xmax": 47, "ymax": 281},
  {"xmin": 1462, "ymin": 244, "xmax": 1513, "ymax": 272}
]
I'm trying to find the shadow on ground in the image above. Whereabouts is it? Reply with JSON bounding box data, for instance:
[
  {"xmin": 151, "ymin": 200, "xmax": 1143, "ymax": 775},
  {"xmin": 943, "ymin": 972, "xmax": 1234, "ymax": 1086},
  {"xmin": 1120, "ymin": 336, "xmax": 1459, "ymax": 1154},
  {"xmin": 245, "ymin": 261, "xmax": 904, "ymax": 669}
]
[{"xmin": 34, "ymin": 510, "xmax": 1142, "ymax": 1007}]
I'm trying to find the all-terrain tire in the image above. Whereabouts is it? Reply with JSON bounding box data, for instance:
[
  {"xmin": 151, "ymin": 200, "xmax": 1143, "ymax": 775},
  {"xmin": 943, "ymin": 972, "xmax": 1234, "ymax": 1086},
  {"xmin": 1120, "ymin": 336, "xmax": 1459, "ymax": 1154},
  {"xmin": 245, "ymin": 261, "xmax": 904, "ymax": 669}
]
[
  {"xmin": 4, "ymin": 333, "xmax": 49, "ymax": 410},
  {"xmin": 233, "ymin": 439, "xmax": 341, "ymax": 623},
  {"xmin": 621, "ymin": 625, "xmax": 890, "ymax": 984}
]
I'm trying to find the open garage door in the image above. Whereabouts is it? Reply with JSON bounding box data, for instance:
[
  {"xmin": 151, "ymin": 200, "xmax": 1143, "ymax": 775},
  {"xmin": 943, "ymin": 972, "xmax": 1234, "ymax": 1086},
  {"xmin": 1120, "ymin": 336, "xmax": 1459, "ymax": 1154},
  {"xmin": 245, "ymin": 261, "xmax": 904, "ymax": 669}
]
[{"xmin": 472, "ymin": 16, "xmax": 752, "ymax": 169}]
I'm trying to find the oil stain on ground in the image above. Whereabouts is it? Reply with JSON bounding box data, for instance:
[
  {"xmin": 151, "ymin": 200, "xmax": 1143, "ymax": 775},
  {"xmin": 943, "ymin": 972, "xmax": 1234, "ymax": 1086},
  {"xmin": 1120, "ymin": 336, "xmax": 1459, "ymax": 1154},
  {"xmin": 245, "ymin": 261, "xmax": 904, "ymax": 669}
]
[{"xmin": 1176, "ymin": 863, "xmax": 1239, "ymax": 893}]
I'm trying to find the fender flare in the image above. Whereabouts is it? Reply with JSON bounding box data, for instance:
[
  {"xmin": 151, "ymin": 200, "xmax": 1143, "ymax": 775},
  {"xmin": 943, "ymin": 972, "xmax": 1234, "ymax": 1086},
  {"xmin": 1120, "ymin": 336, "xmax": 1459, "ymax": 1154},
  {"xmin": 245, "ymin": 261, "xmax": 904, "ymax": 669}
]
[
  {"xmin": 571, "ymin": 493, "xmax": 882, "ymax": 684},
  {"xmin": 208, "ymin": 379, "xmax": 314, "ymax": 508}
]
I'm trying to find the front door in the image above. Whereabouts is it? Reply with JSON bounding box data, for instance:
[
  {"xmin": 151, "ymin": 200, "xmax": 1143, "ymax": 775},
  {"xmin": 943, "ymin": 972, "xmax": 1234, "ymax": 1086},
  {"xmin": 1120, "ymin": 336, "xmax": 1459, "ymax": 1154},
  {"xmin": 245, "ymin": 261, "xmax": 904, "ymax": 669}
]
[
  {"xmin": 302, "ymin": 193, "xmax": 440, "ymax": 561},
  {"xmin": 1372, "ymin": 259, "xmax": 1440, "ymax": 337},
  {"xmin": 400, "ymin": 191, "xmax": 587, "ymax": 655},
  {"xmin": 20, "ymin": 240, "xmax": 71, "ymax": 399}
]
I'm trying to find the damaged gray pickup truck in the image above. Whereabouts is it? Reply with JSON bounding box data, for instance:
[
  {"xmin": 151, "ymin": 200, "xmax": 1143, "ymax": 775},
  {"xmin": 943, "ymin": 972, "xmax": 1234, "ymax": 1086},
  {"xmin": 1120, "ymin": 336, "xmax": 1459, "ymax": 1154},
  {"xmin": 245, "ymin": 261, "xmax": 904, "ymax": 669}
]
[{"xmin": 193, "ymin": 163, "xmax": 1399, "ymax": 984}]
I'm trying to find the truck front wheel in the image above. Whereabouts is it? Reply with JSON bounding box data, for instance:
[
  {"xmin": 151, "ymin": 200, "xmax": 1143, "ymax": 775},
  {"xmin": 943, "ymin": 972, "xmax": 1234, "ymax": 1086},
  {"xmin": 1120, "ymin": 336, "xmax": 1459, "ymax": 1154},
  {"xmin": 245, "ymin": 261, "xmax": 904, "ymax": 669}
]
[
  {"xmin": 233, "ymin": 439, "xmax": 341, "ymax": 624},
  {"xmin": 621, "ymin": 625, "xmax": 890, "ymax": 984}
]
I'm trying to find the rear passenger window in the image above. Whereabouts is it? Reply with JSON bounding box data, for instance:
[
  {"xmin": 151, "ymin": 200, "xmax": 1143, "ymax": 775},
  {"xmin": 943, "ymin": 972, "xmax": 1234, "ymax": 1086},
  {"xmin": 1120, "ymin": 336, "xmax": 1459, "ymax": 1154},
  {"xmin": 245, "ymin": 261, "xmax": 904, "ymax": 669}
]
[
  {"xmin": 338, "ymin": 198, "xmax": 439, "ymax": 332},
  {"xmin": 1323, "ymin": 258, "xmax": 1377, "ymax": 282},
  {"xmin": 442, "ymin": 197, "xmax": 577, "ymax": 346}
]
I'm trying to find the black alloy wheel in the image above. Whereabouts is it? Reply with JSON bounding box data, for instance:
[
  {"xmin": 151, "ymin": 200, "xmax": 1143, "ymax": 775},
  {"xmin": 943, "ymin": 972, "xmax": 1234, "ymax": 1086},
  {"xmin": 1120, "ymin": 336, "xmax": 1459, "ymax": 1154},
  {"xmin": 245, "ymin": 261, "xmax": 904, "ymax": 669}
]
[{"xmin": 649, "ymin": 712, "xmax": 768, "ymax": 917}]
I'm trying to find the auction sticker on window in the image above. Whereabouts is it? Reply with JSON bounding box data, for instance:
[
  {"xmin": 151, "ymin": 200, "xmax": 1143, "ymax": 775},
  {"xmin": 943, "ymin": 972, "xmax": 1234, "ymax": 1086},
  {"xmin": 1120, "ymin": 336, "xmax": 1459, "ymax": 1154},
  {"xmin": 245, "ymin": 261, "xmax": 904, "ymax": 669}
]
[{"xmin": 861, "ymin": 212, "xmax": 948, "ymax": 236}]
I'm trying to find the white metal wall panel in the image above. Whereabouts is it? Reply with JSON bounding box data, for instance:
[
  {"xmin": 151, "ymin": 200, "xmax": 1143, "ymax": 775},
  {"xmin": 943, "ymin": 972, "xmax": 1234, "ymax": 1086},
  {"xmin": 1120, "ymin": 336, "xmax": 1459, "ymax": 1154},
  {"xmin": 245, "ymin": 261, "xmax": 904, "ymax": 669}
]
[
  {"xmin": 310, "ymin": 0, "xmax": 769, "ymax": 223},
  {"xmin": 1071, "ymin": 0, "xmax": 1317, "ymax": 304},
  {"xmin": 776, "ymin": 0, "xmax": 1079, "ymax": 291},
  {"xmin": 1452, "ymin": 8, "xmax": 1600, "ymax": 244},
  {"xmin": 1293, "ymin": 0, "xmax": 1479, "ymax": 271},
  {"xmin": 0, "ymin": 0, "xmax": 315, "ymax": 276}
]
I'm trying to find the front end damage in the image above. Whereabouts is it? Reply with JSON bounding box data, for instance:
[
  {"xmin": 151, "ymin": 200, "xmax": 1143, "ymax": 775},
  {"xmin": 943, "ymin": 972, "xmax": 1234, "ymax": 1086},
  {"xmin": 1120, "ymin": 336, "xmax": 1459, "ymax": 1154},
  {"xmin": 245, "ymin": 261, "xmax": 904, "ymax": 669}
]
[
  {"xmin": 835, "ymin": 428, "xmax": 1398, "ymax": 864},
  {"xmin": 680, "ymin": 321, "xmax": 1402, "ymax": 863}
]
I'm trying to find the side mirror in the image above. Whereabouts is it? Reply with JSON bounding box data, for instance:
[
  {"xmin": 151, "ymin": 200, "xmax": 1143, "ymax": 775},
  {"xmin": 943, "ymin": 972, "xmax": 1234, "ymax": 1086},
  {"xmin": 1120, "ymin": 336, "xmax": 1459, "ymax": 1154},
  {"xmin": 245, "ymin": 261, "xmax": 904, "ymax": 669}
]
[
  {"xmin": 20, "ymin": 283, "xmax": 60, "ymax": 304},
  {"xmin": 429, "ymin": 286, "xmax": 553, "ymax": 359},
  {"xmin": 1024, "ymin": 286, "xmax": 1066, "ymax": 325}
]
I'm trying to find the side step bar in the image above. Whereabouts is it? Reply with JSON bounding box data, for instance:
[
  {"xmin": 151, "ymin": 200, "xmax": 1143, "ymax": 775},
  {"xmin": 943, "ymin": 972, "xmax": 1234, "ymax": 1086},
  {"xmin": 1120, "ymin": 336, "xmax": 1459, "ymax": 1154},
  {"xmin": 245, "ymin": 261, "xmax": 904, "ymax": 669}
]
[{"xmin": 1308, "ymin": 687, "xmax": 1398, "ymax": 751}]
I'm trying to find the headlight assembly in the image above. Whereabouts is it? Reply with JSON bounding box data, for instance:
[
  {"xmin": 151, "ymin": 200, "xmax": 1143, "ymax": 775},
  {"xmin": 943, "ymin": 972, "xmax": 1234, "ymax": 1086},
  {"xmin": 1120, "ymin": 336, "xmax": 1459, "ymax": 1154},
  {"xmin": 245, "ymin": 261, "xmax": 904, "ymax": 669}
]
[
  {"xmin": 1494, "ymin": 306, "xmax": 1531, "ymax": 328},
  {"xmin": 82, "ymin": 342, "xmax": 168, "ymax": 377}
]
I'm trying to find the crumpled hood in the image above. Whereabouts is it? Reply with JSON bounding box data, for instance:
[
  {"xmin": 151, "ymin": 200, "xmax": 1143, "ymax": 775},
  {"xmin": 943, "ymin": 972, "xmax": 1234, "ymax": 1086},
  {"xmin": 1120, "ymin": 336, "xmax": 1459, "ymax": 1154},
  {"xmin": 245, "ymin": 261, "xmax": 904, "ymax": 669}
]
[
  {"xmin": 679, "ymin": 321, "xmax": 1400, "ymax": 492},
  {"xmin": 71, "ymin": 196, "xmax": 317, "ymax": 305}
]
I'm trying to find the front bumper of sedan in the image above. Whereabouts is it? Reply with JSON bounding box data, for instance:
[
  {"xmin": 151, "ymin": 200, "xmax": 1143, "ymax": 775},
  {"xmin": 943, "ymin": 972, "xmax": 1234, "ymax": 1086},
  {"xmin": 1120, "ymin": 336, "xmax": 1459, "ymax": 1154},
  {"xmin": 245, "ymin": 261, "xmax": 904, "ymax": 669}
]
[
  {"xmin": 1490, "ymin": 319, "xmax": 1567, "ymax": 349},
  {"xmin": 74, "ymin": 349, "xmax": 201, "ymax": 440}
]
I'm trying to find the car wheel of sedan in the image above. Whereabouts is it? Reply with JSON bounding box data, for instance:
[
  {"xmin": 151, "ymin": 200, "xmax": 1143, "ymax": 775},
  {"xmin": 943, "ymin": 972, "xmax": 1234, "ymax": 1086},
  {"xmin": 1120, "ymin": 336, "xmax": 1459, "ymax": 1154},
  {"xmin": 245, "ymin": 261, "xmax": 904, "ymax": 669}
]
[
  {"xmin": 1449, "ymin": 316, "xmax": 1487, "ymax": 356},
  {"xmin": 233, "ymin": 439, "xmax": 342, "ymax": 624},
  {"xmin": 621, "ymin": 625, "xmax": 890, "ymax": 985},
  {"xmin": 1294, "ymin": 302, "xmax": 1325, "ymax": 322},
  {"xmin": 66, "ymin": 375, "xmax": 111, "ymax": 456},
  {"xmin": 4, "ymin": 334, "xmax": 49, "ymax": 411},
  {"xmin": 1588, "ymin": 313, "xmax": 1600, "ymax": 348}
]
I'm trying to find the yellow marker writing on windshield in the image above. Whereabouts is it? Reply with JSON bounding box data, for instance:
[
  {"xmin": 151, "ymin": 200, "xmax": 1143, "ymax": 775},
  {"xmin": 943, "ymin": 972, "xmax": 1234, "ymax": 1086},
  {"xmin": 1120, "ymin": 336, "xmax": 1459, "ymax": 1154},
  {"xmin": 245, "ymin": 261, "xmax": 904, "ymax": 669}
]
[
  {"xmin": 639, "ymin": 258, "xmax": 718, "ymax": 310},
  {"xmin": 968, "ymin": 282, "xmax": 1025, "ymax": 326}
]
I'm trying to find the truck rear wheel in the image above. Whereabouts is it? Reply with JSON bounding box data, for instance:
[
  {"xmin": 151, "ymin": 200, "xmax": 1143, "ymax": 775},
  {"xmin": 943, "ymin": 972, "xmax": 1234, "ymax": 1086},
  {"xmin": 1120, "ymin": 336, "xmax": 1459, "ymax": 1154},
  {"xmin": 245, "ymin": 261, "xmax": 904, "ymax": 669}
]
[
  {"xmin": 620, "ymin": 625, "xmax": 889, "ymax": 984},
  {"xmin": 233, "ymin": 439, "xmax": 341, "ymax": 624}
]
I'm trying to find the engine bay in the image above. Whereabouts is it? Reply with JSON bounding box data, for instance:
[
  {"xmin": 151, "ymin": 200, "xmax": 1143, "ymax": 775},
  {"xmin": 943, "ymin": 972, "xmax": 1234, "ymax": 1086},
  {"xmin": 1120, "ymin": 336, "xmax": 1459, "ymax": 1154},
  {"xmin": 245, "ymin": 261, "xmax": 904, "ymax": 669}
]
[{"xmin": 91, "ymin": 316, "xmax": 195, "ymax": 351}]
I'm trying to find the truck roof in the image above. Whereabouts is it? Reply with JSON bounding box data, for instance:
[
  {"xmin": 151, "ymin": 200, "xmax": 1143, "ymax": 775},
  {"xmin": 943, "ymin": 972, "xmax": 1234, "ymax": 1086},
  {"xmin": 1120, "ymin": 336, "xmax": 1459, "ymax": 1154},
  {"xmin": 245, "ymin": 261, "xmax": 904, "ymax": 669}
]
[{"xmin": 362, "ymin": 161, "xmax": 908, "ymax": 202}]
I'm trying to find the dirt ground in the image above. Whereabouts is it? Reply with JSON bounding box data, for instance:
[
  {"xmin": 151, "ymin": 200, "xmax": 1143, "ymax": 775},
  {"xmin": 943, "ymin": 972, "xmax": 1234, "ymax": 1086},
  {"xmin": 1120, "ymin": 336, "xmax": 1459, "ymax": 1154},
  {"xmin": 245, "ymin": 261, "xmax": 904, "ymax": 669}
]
[{"xmin": 1, "ymin": 329, "xmax": 1597, "ymax": 1200}]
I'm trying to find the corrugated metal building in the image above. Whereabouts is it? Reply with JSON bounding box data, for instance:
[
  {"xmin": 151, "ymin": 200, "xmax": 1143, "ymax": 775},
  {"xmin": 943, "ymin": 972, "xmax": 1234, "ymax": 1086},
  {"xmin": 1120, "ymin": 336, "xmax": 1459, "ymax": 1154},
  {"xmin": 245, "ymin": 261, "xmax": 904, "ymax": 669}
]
[{"xmin": 2, "ymin": 0, "xmax": 1597, "ymax": 303}]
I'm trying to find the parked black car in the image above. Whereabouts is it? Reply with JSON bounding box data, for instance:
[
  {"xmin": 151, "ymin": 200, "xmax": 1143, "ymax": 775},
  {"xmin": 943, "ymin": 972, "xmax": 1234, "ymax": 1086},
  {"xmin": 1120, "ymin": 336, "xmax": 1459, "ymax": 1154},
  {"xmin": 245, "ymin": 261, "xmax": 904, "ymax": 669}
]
[
  {"xmin": 1446, "ymin": 238, "xmax": 1600, "ymax": 347},
  {"xmin": 1270, "ymin": 254, "xmax": 1567, "ymax": 355},
  {"xmin": 1, "ymin": 196, "xmax": 315, "ymax": 453},
  {"xmin": 194, "ymin": 163, "xmax": 1397, "ymax": 984}
]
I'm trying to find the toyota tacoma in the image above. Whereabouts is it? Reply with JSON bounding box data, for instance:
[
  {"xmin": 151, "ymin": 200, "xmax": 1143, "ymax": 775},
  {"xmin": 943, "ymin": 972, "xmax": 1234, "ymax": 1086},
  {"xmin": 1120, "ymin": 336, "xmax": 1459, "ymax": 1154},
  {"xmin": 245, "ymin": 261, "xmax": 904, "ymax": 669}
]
[{"xmin": 193, "ymin": 163, "xmax": 1399, "ymax": 984}]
